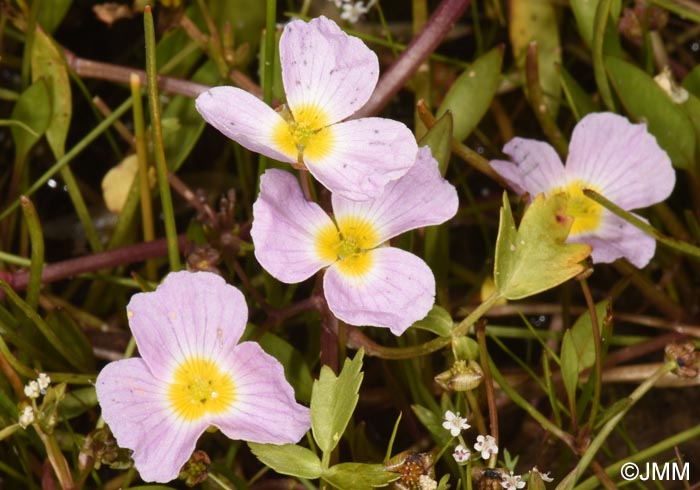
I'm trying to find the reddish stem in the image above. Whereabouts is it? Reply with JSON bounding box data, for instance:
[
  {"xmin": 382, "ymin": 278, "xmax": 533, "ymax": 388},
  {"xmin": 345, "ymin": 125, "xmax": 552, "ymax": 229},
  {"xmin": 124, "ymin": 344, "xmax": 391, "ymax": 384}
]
[{"xmin": 351, "ymin": 0, "xmax": 471, "ymax": 118}]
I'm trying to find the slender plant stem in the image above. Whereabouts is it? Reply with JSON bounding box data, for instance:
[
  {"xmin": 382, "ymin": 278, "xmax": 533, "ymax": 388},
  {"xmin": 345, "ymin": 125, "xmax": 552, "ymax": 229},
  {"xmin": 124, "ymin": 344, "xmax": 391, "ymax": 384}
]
[
  {"xmin": 476, "ymin": 323, "xmax": 499, "ymax": 448},
  {"xmin": 565, "ymin": 360, "xmax": 677, "ymax": 488},
  {"xmin": 130, "ymin": 73, "xmax": 157, "ymax": 280},
  {"xmin": 0, "ymin": 98, "xmax": 133, "ymax": 222},
  {"xmin": 19, "ymin": 196, "xmax": 43, "ymax": 310},
  {"xmin": 592, "ymin": 0, "xmax": 616, "ymax": 111},
  {"xmin": 352, "ymin": 0, "xmax": 471, "ymax": 118},
  {"xmin": 144, "ymin": 7, "xmax": 180, "ymax": 271}
]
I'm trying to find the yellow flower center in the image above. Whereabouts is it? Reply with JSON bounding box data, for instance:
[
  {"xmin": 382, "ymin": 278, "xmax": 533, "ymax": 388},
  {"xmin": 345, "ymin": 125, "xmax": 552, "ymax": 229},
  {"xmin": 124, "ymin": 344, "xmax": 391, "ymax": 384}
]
[
  {"xmin": 168, "ymin": 357, "xmax": 235, "ymax": 421},
  {"xmin": 316, "ymin": 216, "xmax": 379, "ymax": 278},
  {"xmin": 272, "ymin": 104, "xmax": 334, "ymax": 162},
  {"xmin": 556, "ymin": 181, "xmax": 603, "ymax": 236}
]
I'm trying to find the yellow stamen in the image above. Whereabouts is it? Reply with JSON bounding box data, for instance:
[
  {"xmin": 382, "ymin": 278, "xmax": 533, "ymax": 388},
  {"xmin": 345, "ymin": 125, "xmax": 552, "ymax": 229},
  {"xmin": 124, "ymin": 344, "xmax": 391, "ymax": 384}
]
[
  {"xmin": 272, "ymin": 103, "xmax": 334, "ymax": 162},
  {"xmin": 556, "ymin": 181, "xmax": 603, "ymax": 236},
  {"xmin": 315, "ymin": 216, "xmax": 380, "ymax": 278},
  {"xmin": 168, "ymin": 357, "xmax": 235, "ymax": 421}
]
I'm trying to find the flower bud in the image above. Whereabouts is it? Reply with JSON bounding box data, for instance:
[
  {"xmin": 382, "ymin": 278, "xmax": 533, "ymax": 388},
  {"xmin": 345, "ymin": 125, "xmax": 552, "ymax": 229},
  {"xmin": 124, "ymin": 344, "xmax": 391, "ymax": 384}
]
[{"xmin": 435, "ymin": 360, "xmax": 483, "ymax": 392}]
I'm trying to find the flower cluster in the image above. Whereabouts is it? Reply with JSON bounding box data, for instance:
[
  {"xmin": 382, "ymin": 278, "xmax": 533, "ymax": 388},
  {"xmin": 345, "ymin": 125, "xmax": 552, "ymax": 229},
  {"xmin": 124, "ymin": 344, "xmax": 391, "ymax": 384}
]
[
  {"xmin": 96, "ymin": 271, "xmax": 310, "ymax": 482},
  {"xmin": 329, "ymin": 0, "xmax": 377, "ymax": 24},
  {"xmin": 198, "ymin": 17, "xmax": 457, "ymax": 332},
  {"xmin": 490, "ymin": 112, "xmax": 675, "ymax": 268}
]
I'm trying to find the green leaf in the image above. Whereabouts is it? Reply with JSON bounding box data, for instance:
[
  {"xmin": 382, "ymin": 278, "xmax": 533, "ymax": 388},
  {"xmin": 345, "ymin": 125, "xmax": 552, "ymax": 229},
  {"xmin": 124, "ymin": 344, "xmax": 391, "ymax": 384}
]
[
  {"xmin": 559, "ymin": 65, "xmax": 597, "ymax": 121},
  {"xmin": 436, "ymin": 47, "xmax": 502, "ymax": 141},
  {"xmin": 411, "ymin": 405, "xmax": 450, "ymax": 447},
  {"xmin": 606, "ymin": 56, "xmax": 696, "ymax": 169},
  {"xmin": 248, "ymin": 443, "xmax": 322, "ymax": 479},
  {"xmin": 410, "ymin": 305, "xmax": 453, "ymax": 337},
  {"xmin": 31, "ymin": 27, "xmax": 72, "ymax": 158},
  {"xmin": 570, "ymin": 0, "xmax": 622, "ymax": 47},
  {"xmin": 58, "ymin": 387, "xmax": 98, "ymax": 421},
  {"xmin": 10, "ymin": 80, "xmax": 51, "ymax": 163},
  {"xmin": 681, "ymin": 94, "xmax": 700, "ymax": 157},
  {"xmin": 37, "ymin": 0, "xmax": 72, "ymax": 34},
  {"xmin": 494, "ymin": 192, "xmax": 591, "ymax": 300},
  {"xmin": 323, "ymin": 463, "xmax": 398, "ymax": 490},
  {"xmin": 683, "ymin": 65, "xmax": 700, "ymax": 98},
  {"xmin": 310, "ymin": 350, "xmax": 364, "ymax": 453},
  {"xmin": 560, "ymin": 330, "xmax": 580, "ymax": 405},
  {"xmin": 45, "ymin": 310, "xmax": 96, "ymax": 372},
  {"xmin": 510, "ymin": 0, "xmax": 561, "ymax": 116},
  {"xmin": 568, "ymin": 300, "xmax": 609, "ymax": 371},
  {"xmin": 419, "ymin": 111, "xmax": 453, "ymax": 176}
]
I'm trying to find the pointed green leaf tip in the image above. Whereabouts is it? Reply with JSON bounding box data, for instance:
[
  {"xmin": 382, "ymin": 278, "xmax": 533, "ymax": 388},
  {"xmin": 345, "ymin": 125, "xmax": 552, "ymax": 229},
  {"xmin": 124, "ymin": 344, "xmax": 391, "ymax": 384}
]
[
  {"xmin": 494, "ymin": 192, "xmax": 591, "ymax": 300},
  {"xmin": 310, "ymin": 350, "xmax": 364, "ymax": 454},
  {"xmin": 248, "ymin": 443, "xmax": 322, "ymax": 479}
]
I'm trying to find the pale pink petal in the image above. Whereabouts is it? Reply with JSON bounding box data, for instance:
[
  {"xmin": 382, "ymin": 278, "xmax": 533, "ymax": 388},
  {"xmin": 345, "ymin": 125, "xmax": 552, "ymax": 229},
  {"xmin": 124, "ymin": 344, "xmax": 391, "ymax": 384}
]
[
  {"xmin": 490, "ymin": 138, "xmax": 566, "ymax": 197},
  {"xmin": 126, "ymin": 271, "xmax": 248, "ymax": 379},
  {"xmin": 96, "ymin": 358, "xmax": 207, "ymax": 483},
  {"xmin": 324, "ymin": 247, "xmax": 435, "ymax": 335},
  {"xmin": 251, "ymin": 170, "xmax": 336, "ymax": 283},
  {"xmin": 566, "ymin": 112, "xmax": 675, "ymax": 210},
  {"xmin": 213, "ymin": 342, "xmax": 310, "ymax": 443},
  {"xmin": 196, "ymin": 86, "xmax": 295, "ymax": 163},
  {"xmin": 280, "ymin": 16, "xmax": 378, "ymax": 124},
  {"xmin": 569, "ymin": 213, "xmax": 656, "ymax": 268},
  {"xmin": 331, "ymin": 146, "xmax": 458, "ymax": 242},
  {"xmin": 305, "ymin": 118, "xmax": 417, "ymax": 201}
]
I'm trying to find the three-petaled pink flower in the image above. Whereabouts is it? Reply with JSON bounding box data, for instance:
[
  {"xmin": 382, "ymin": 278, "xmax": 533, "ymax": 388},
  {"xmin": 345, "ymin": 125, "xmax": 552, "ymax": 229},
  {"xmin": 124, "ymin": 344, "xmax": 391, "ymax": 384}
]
[
  {"xmin": 490, "ymin": 112, "xmax": 675, "ymax": 268},
  {"xmin": 96, "ymin": 271, "xmax": 310, "ymax": 483},
  {"xmin": 251, "ymin": 147, "xmax": 458, "ymax": 335},
  {"xmin": 195, "ymin": 16, "xmax": 417, "ymax": 201}
]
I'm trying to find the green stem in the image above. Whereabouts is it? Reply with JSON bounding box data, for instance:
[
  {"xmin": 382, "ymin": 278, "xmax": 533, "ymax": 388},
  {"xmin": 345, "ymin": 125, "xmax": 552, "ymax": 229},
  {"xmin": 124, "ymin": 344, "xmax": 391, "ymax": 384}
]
[
  {"xmin": 346, "ymin": 291, "xmax": 503, "ymax": 359},
  {"xmin": 575, "ymin": 422, "xmax": 700, "ymax": 490},
  {"xmin": 19, "ymin": 196, "xmax": 43, "ymax": 310},
  {"xmin": 259, "ymin": 0, "xmax": 277, "ymax": 178},
  {"xmin": 565, "ymin": 360, "xmax": 677, "ymax": 488},
  {"xmin": 580, "ymin": 278, "xmax": 603, "ymax": 435},
  {"xmin": 58, "ymin": 166, "xmax": 104, "ymax": 253},
  {"xmin": 144, "ymin": 7, "xmax": 180, "ymax": 271},
  {"xmin": 0, "ymin": 98, "xmax": 133, "ymax": 222},
  {"xmin": 584, "ymin": 188, "xmax": 700, "ymax": 259},
  {"xmin": 21, "ymin": 0, "xmax": 40, "ymax": 88},
  {"xmin": 35, "ymin": 425, "xmax": 75, "ymax": 490},
  {"xmin": 591, "ymin": 0, "xmax": 616, "ymax": 111},
  {"xmin": 488, "ymin": 357, "xmax": 576, "ymax": 450},
  {"xmin": 130, "ymin": 73, "xmax": 157, "ymax": 280}
]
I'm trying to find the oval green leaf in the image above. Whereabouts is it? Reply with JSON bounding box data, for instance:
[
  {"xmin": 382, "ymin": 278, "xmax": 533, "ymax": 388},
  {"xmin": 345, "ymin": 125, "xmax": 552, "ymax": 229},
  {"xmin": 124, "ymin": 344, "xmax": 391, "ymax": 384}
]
[
  {"xmin": 437, "ymin": 47, "xmax": 502, "ymax": 142},
  {"xmin": 606, "ymin": 56, "xmax": 696, "ymax": 169},
  {"xmin": 248, "ymin": 443, "xmax": 322, "ymax": 479}
]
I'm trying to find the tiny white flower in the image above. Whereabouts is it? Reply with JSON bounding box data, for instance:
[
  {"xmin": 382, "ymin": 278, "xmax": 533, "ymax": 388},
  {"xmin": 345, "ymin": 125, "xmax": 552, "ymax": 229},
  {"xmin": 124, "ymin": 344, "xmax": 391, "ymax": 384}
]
[
  {"xmin": 340, "ymin": 1, "xmax": 369, "ymax": 24},
  {"xmin": 442, "ymin": 410, "xmax": 470, "ymax": 437},
  {"xmin": 452, "ymin": 444, "xmax": 471, "ymax": 463},
  {"xmin": 474, "ymin": 434, "xmax": 498, "ymax": 460},
  {"xmin": 501, "ymin": 471, "xmax": 526, "ymax": 490},
  {"xmin": 419, "ymin": 475, "xmax": 438, "ymax": 490},
  {"xmin": 18, "ymin": 406, "xmax": 34, "ymax": 428},
  {"xmin": 24, "ymin": 380, "xmax": 40, "ymax": 399},
  {"xmin": 37, "ymin": 373, "xmax": 51, "ymax": 391}
]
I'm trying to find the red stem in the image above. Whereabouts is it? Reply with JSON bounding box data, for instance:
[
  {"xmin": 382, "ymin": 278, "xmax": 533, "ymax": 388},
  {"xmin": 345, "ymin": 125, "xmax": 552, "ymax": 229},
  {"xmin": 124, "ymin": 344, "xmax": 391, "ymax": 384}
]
[{"xmin": 351, "ymin": 0, "xmax": 471, "ymax": 119}]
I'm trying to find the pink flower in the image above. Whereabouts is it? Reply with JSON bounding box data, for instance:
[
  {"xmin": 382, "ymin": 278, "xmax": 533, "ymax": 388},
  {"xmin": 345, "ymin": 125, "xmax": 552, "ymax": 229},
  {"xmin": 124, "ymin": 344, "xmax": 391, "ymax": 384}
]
[
  {"xmin": 251, "ymin": 147, "xmax": 458, "ymax": 335},
  {"xmin": 490, "ymin": 112, "xmax": 675, "ymax": 268},
  {"xmin": 196, "ymin": 16, "xmax": 417, "ymax": 201},
  {"xmin": 96, "ymin": 271, "xmax": 310, "ymax": 483},
  {"xmin": 501, "ymin": 471, "xmax": 526, "ymax": 490}
]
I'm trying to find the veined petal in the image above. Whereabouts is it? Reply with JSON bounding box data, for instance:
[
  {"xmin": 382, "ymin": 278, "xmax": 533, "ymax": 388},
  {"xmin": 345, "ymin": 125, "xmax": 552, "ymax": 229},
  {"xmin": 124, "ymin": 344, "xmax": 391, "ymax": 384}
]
[
  {"xmin": 252, "ymin": 170, "xmax": 336, "ymax": 283},
  {"xmin": 324, "ymin": 247, "xmax": 435, "ymax": 335},
  {"xmin": 566, "ymin": 112, "xmax": 675, "ymax": 210},
  {"xmin": 305, "ymin": 118, "xmax": 418, "ymax": 201},
  {"xmin": 126, "ymin": 271, "xmax": 248, "ymax": 380},
  {"xmin": 95, "ymin": 358, "xmax": 207, "ymax": 483},
  {"xmin": 569, "ymin": 212, "xmax": 656, "ymax": 268},
  {"xmin": 213, "ymin": 342, "xmax": 310, "ymax": 443},
  {"xmin": 196, "ymin": 86, "xmax": 295, "ymax": 163},
  {"xmin": 331, "ymin": 146, "xmax": 458, "ymax": 242},
  {"xmin": 280, "ymin": 16, "xmax": 378, "ymax": 125},
  {"xmin": 490, "ymin": 138, "xmax": 566, "ymax": 197}
]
